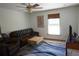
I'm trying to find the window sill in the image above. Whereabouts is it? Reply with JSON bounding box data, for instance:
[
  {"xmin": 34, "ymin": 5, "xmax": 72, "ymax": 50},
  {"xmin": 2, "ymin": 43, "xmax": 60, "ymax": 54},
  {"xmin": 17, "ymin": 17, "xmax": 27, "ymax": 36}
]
[{"xmin": 47, "ymin": 34, "xmax": 61, "ymax": 36}]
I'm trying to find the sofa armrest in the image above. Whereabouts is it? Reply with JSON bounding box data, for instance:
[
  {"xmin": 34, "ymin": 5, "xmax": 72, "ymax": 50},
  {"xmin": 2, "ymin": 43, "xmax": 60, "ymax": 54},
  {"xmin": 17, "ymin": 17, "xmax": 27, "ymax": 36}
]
[{"xmin": 4, "ymin": 37, "xmax": 20, "ymax": 45}]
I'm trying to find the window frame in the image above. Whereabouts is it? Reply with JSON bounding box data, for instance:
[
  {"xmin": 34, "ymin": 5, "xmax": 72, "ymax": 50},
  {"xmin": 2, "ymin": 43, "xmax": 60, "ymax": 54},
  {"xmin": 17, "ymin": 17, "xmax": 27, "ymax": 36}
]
[{"xmin": 48, "ymin": 13, "xmax": 60, "ymax": 35}]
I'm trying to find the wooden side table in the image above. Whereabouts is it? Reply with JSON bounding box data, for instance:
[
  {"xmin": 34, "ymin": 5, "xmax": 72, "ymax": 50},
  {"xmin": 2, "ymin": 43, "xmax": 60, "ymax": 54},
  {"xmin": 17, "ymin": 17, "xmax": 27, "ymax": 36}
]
[
  {"xmin": 66, "ymin": 42, "xmax": 79, "ymax": 56},
  {"xmin": 67, "ymin": 42, "xmax": 79, "ymax": 50},
  {"xmin": 27, "ymin": 36, "xmax": 43, "ymax": 45}
]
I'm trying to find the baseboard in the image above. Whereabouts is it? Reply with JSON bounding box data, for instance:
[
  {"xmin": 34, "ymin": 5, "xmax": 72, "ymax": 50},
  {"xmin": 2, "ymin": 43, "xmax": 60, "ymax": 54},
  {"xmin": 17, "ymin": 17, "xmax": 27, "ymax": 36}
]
[{"xmin": 44, "ymin": 38, "xmax": 65, "ymax": 42}]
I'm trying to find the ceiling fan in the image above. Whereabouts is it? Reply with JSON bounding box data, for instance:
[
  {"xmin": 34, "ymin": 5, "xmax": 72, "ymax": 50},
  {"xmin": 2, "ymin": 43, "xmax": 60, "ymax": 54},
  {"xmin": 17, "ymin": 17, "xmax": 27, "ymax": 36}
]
[{"xmin": 17, "ymin": 3, "xmax": 42, "ymax": 13}]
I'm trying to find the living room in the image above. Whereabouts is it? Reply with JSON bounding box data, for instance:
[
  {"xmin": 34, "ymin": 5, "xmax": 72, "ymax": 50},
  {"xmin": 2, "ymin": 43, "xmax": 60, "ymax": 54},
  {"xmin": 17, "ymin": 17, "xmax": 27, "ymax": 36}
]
[{"xmin": 0, "ymin": 3, "xmax": 79, "ymax": 56}]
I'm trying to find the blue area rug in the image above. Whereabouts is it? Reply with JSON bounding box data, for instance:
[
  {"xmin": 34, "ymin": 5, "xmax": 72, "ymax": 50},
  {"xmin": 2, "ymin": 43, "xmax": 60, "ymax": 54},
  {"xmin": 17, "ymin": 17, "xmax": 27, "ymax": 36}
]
[{"xmin": 17, "ymin": 41, "xmax": 66, "ymax": 56}]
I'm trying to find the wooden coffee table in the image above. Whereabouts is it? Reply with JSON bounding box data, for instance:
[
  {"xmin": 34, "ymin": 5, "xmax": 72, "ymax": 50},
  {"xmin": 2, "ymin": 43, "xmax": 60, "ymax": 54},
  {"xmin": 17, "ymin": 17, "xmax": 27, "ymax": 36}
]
[{"xmin": 27, "ymin": 36, "xmax": 43, "ymax": 45}]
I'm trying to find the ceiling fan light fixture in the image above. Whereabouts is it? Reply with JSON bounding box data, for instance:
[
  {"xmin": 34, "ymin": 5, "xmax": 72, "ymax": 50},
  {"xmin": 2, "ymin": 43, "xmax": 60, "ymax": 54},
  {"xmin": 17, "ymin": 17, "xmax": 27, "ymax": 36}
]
[
  {"xmin": 18, "ymin": 3, "xmax": 42, "ymax": 13},
  {"xmin": 27, "ymin": 8, "xmax": 32, "ymax": 13}
]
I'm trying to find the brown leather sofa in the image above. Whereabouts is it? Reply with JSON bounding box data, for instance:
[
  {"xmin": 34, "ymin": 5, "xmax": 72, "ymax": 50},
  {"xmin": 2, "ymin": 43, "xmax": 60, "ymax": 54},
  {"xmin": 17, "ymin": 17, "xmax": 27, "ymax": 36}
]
[
  {"xmin": 9, "ymin": 28, "xmax": 39, "ymax": 46},
  {"xmin": 0, "ymin": 28, "xmax": 39, "ymax": 56}
]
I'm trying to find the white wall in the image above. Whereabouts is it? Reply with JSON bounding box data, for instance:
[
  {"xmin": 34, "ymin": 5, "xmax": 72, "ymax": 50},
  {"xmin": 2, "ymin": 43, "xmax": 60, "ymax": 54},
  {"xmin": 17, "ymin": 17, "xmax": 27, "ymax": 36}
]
[
  {"xmin": 0, "ymin": 7, "xmax": 30, "ymax": 33},
  {"xmin": 77, "ymin": 6, "xmax": 79, "ymax": 35},
  {"xmin": 30, "ymin": 6, "xmax": 78, "ymax": 40},
  {"xmin": 0, "ymin": 6, "xmax": 78, "ymax": 41},
  {"xmin": 59, "ymin": 6, "xmax": 78, "ymax": 40}
]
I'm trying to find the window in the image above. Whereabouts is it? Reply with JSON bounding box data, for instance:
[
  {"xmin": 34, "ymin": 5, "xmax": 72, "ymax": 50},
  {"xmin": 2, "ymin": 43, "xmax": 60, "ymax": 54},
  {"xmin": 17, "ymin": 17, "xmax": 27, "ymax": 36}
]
[{"xmin": 48, "ymin": 14, "xmax": 60, "ymax": 35}]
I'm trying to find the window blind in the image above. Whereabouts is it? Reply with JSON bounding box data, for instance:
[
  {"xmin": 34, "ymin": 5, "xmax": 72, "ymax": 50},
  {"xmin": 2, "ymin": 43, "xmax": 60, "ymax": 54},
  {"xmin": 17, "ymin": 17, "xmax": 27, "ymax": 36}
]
[{"xmin": 48, "ymin": 13, "xmax": 60, "ymax": 19}]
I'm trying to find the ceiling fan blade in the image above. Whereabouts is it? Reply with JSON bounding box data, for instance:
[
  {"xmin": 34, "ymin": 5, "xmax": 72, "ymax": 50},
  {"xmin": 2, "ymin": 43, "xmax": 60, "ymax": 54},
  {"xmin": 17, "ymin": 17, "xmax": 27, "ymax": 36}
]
[
  {"xmin": 33, "ymin": 4, "xmax": 39, "ymax": 7},
  {"xmin": 21, "ymin": 3, "xmax": 27, "ymax": 5},
  {"xmin": 33, "ymin": 7, "xmax": 42, "ymax": 9}
]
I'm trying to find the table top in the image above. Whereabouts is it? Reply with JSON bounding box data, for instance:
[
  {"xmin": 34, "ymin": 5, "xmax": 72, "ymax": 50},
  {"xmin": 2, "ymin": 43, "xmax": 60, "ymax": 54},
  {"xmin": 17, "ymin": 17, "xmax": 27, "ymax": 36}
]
[
  {"xmin": 28, "ymin": 36, "xmax": 43, "ymax": 41},
  {"xmin": 67, "ymin": 42, "xmax": 79, "ymax": 50}
]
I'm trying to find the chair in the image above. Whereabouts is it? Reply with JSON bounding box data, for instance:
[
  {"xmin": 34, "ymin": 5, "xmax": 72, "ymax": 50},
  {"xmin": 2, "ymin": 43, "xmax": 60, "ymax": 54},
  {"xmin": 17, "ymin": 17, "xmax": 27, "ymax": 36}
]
[{"xmin": 1, "ymin": 33, "xmax": 20, "ymax": 56}]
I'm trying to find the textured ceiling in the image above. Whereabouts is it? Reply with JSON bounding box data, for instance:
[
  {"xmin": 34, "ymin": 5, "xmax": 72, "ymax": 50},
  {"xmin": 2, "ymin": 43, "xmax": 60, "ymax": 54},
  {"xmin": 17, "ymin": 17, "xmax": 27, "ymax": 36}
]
[{"xmin": 0, "ymin": 3, "xmax": 78, "ymax": 12}]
